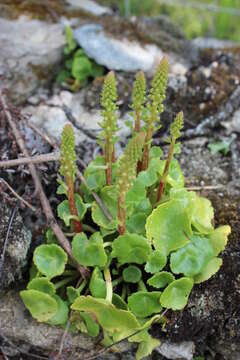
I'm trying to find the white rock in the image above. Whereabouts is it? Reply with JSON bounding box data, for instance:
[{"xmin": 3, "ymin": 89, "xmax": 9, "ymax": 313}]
[
  {"xmin": 0, "ymin": 16, "xmax": 65, "ymax": 103},
  {"xmin": 157, "ymin": 341, "xmax": 195, "ymax": 360},
  {"xmin": 66, "ymin": 0, "xmax": 112, "ymax": 15}
]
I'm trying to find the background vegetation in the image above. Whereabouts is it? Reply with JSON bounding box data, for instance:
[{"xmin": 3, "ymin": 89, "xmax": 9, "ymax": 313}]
[{"xmin": 99, "ymin": 0, "xmax": 240, "ymax": 41}]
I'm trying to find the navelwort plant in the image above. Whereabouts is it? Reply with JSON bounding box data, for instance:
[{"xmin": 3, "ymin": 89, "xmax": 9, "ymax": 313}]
[
  {"xmin": 57, "ymin": 25, "xmax": 104, "ymax": 91},
  {"xmin": 21, "ymin": 57, "xmax": 231, "ymax": 359}
]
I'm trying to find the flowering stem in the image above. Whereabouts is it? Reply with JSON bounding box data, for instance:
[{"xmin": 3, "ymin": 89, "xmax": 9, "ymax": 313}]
[
  {"xmin": 118, "ymin": 193, "xmax": 126, "ymax": 235},
  {"xmin": 104, "ymin": 267, "xmax": 113, "ymax": 303},
  {"xmin": 66, "ymin": 177, "xmax": 82, "ymax": 233},
  {"xmin": 157, "ymin": 140, "xmax": 175, "ymax": 202}
]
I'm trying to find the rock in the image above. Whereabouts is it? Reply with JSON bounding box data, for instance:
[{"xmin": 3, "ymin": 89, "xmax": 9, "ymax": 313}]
[
  {"xmin": 0, "ymin": 204, "xmax": 31, "ymax": 289},
  {"xmin": 74, "ymin": 24, "xmax": 165, "ymax": 73},
  {"xmin": 23, "ymin": 89, "xmax": 131, "ymax": 148},
  {"xmin": 157, "ymin": 341, "xmax": 195, "ymax": 360},
  {"xmin": 222, "ymin": 108, "xmax": 240, "ymax": 134},
  {"xmin": 0, "ymin": 16, "xmax": 65, "ymax": 104},
  {"xmin": 66, "ymin": 0, "xmax": 112, "ymax": 15},
  {"xmin": 192, "ymin": 37, "xmax": 239, "ymax": 49},
  {"xmin": 0, "ymin": 290, "xmax": 132, "ymax": 359}
]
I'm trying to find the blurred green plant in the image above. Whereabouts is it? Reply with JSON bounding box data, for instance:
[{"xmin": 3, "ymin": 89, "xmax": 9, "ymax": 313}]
[
  {"xmin": 57, "ymin": 25, "xmax": 104, "ymax": 91},
  {"xmin": 21, "ymin": 60, "xmax": 231, "ymax": 359},
  {"xmin": 100, "ymin": 0, "xmax": 240, "ymax": 41}
]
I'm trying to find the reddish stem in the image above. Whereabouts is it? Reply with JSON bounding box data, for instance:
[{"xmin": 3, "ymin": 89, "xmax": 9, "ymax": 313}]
[
  {"xmin": 141, "ymin": 127, "xmax": 152, "ymax": 171},
  {"xmin": 157, "ymin": 140, "xmax": 175, "ymax": 202},
  {"xmin": 66, "ymin": 177, "xmax": 82, "ymax": 233}
]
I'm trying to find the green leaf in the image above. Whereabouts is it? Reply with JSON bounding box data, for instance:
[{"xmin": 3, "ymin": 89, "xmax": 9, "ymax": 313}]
[
  {"xmin": 27, "ymin": 278, "xmax": 56, "ymax": 296},
  {"xmin": 91, "ymin": 186, "xmax": 118, "ymax": 230},
  {"xmin": 112, "ymin": 293, "xmax": 128, "ymax": 310},
  {"xmin": 56, "ymin": 69, "xmax": 71, "ymax": 84},
  {"xmin": 67, "ymin": 286, "xmax": 80, "ymax": 304},
  {"xmin": 20, "ymin": 290, "xmax": 57, "ymax": 322},
  {"xmin": 150, "ymin": 146, "xmax": 163, "ymax": 159},
  {"xmin": 72, "ymin": 56, "xmax": 92, "ymax": 81},
  {"xmin": 72, "ymin": 232, "xmax": 107, "ymax": 267},
  {"xmin": 128, "ymin": 291, "xmax": 162, "ymax": 318},
  {"xmin": 136, "ymin": 335, "xmax": 160, "ymax": 360},
  {"xmin": 146, "ymin": 199, "xmax": 191, "ymax": 255},
  {"xmin": 57, "ymin": 195, "xmax": 87, "ymax": 226},
  {"xmin": 71, "ymin": 296, "xmax": 140, "ymax": 340},
  {"xmin": 89, "ymin": 267, "xmax": 106, "ymax": 298},
  {"xmin": 80, "ymin": 312, "xmax": 100, "ymax": 337},
  {"xmin": 126, "ymin": 180, "xmax": 146, "ymax": 204},
  {"xmin": 160, "ymin": 277, "xmax": 193, "ymax": 310},
  {"xmin": 33, "ymin": 244, "xmax": 67, "ymax": 279},
  {"xmin": 47, "ymin": 295, "xmax": 69, "ymax": 325},
  {"xmin": 91, "ymin": 62, "xmax": 104, "ymax": 77},
  {"xmin": 147, "ymin": 272, "xmax": 175, "ymax": 289},
  {"xmin": 112, "ymin": 233, "xmax": 151, "ymax": 265},
  {"xmin": 191, "ymin": 196, "xmax": 214, "ymax": 234},
  {"xmin": 45, "ymin": 229, "xmax": 57, "ymax": 244},
  {"xmin": 170, "ymin": 235, "xmax": 214, "ymax": 277},
  {"xmin": 84, "ymin": 156, "xmax": 106, "ymax": 191},
  {"xmin": 126, "ymin": 213, "xmax": 147, "ymax": 235},
  {"xmin": 123, "ymin": 266, "xmax": 142, "ymax": 283},
  {"xmin": 145, "ymin": 251, "xmax": 167, "ymax": 274},
  {"xmin": 166, "ymin": 159, "xmax": 184, "ymax": 188},
  {"xmin": 208, "ymin": 140, "xmax": 231, "ymax": 155},
  {"xmin": 208, "ymin": 225, "xmax": 231, "ymax": 256},
  {"xmin": 194, "ymin": 257, "xmax": 222, "ymax": 284},
  {"xmin": 65, "ymin": 25, "xmax": 77, "ymax": 53}
]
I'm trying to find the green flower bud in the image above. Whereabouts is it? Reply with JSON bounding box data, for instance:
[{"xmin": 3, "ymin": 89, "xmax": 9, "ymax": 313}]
[
  {"xmin": 170, "ymin": 111, "xmax": 184, "ymax": 140},
  {"xmin": 60, "ymin": 123, "xmax": 77, "ymax": 181}
]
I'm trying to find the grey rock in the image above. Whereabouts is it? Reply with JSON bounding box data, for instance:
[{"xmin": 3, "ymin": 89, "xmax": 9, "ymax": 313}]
[
  {"xmin": 66, "ymin": 0, "xmax": 112, "ymax": 15},
  {"xmin": 192, "ymin": 37, "xmax": 239, "ymax": 49},
  {"xmin": 0, "ymin": 204, "xmax": 31, "ymax": 289},
  {"xmin": 74, "ymin": 24, "xmax": 165, "ymax": 73},
  {"xmin": 23, "ymin": 90, "xmax": 102, "ymax": 145},
  {"xmin": 0, "ymin": 16, "xmax": 65, "ymax": 104},
  {"xmin": 222, "ymin": 108, "xmax": 240, "ymax": 134},
  {"xmin": 157, "ymin": 341, "xmax": 195, "ymax": 360},
  {"xmin": 0, "ymin": 290, "xmax": 131, "ymax": 359}
]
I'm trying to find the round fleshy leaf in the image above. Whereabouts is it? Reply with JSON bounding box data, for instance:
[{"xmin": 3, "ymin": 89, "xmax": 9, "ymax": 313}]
[
  {"xmin": 33, "ymin": 244, "xmax": 67, "ymax": 279},
  {"xmin": 57, "ymin": 195, "xmax": 87, "ymax": 226},
  {"xmin": 27, "ymin": 278, "xmax": 56, "ymax": 296},
  {"xmin": 91, "ymin": 186, "xmax": 118, "ymax": 230},
  {"xmin": 47, "ymin": 295, "xmax": 69, "ymax": 325},
  {"xmin": 112, "ymin": 293, "xmax": 128, "ymax": 310},
  {"xmin": 128, "ymin": 291, "xmax": 162, "ymax": 318},
  {"xmin": 147, "ymin": 272, "xmax": 175, "ymax": 289},
  {"xmin": 67, "ymin": 286, "xmax": 79, "ymax": 304},
  {"xmin": 166, "ymin": 159, "xmax": 184, "ymax": 188},
  {"xmin": 160, "ymin": 277, "xmax": 193, "ymax": 310},
  {"xmin": 72, "ymin": 232, "xmax": 107, "ymax": 267},
  {"xmin": 20, "ymin": 290, "xmax": 57, "ymax": 322},
  {"xmin": 170, "ymin": 235, "xmax": 214, "ymax": 277},
  {"xmin": 80, "ymin": 312, "xmax": 100, "ymax": 337},
  {"xmin": 126, "ymin": 213, "xmax": 147, "ymax": 235},
  {"xmin": 208, "ymin": 225, "xmax": 231, "ymax": 256},
  {"xmin": 123, "ymin": 266, "xmax": 142, "ymax": 283},
  {"xmin": 71, "ymin": 295, "xmax": 140, "ymax": 340},
  {"xmin": 89, "ymin": 267, "xmax": 106, "ymax": 299},
  {"xmin": 145, "ymin": 251, "xmax": 167, "ymax": 274},
  {"xmin": 194, "ymin": 257, "xmax": 222, "ymax": 284},
  {"xmin": 146, "ymin": 200, "xmax": 191, "ymax": 255},
  {"xmin": 191, "ymin": 196, "xmax": 214, "ymax": 234},
  {"xmin": 112, "ymin": 233, "xmax": 151, "ymax": 265}
]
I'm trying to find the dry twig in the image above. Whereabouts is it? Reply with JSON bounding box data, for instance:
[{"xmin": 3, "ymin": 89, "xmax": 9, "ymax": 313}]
[
  {"xmin": 0, "ymin": 177, "xmax": 36, "ymax": 212},
  {"xmin": 0, "ymin": 92, "xmax": 89, "ymax": 279}
]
